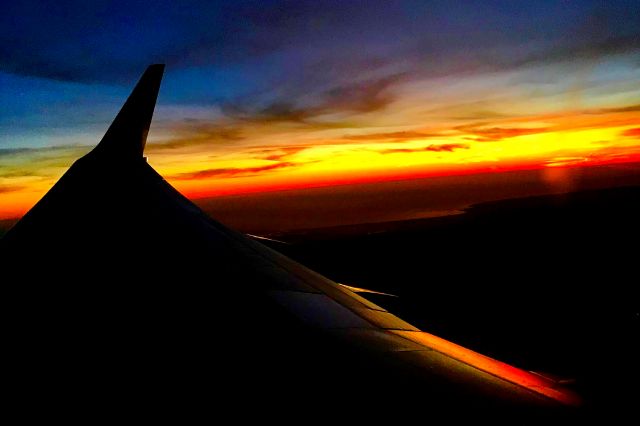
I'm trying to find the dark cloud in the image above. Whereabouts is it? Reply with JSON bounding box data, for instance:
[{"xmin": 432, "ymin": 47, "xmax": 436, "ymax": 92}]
[
  {"xmin": 489, "ymin": 34, "xmax": 640, "ymax": 76},
  {"xmin": 0, "ymin": 145, "xmax": 88, "ymax": 179},
  {"xmin": 1, "ymin": 1, "xmax": 404, "ymax": 83},
  {"xmin": 458, "ymin": 126, "xmax": 549, "ymax": 142},
  {"xmin": 321, "ymin": 73, "xmax": 406, "ymax": 113},
  {"xmin": 221, "ymin": 72, "xmax": 406, "ymax": 128},
  {"xmin": 4, "ymin": 1, "xmax": 635, "ymax": 86},
  {"xmin": 597, "ymin": 104, "xmax": 640, "ymax": 114},
  {"xmin": 0, "ymin": 1, "xmax": 285, "ymax": 83},
  {"xmin": 379, "ymin": 143, "xmax": 469, "ymax": 154},
  {"xmin": 172, "ymin": 162, "xmax": 295, "ymax": 180},
  {"xmin": 0, "ymin": 145, "xmax": 86, "ymax": 158},
  {"xmin": 255, "ymin": 146, "xmax": 308, "ymax": 161},
  {"xmin": 343, "ymin": 130, "xmax": 445, "ymax": 142},
  {"xmin": 0, "ymin": 146, "xmax": 89, "ymax": 170},
  {"xmin": 0, "ymin": 148, "xmax": 30, "ymax": 158},
  {"xmin": 149, "ymin": 124, "xmax": 245, "ymax": 151},
  {"xmin": 0, "ymin": 184, "xmax": 23, "ymax": 194},
  {"xmin": 222, "ymin": 101, "xmax": 321, "ymax": 124},
  {"xmin": 0, "ymin": 170, "xmax": 43, "ymax": 178}
]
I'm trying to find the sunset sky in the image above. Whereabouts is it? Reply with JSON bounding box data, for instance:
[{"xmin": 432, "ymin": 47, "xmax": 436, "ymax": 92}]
[{"xmin": 1, "ymin": 0, "xmax": 639, "ymax": 220}]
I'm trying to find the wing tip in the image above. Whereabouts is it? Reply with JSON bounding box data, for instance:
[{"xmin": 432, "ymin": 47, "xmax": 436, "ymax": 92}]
[
  {"xmin": 89, "ymin": 64, "xmax": 165, "ymax": 161},
  {"xmin": 146, "ymin": 63, "xmax": 166, "ymax": 75}
]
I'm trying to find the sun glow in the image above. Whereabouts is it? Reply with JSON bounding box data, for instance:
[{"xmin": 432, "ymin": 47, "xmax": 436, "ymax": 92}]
[
  {"xmin": 153, "ymin": 116, "xmax": 640, "ymax": 202},
  {"xmin": 1, "ymin": 72, "xmax": 639, "ymax": 220}
]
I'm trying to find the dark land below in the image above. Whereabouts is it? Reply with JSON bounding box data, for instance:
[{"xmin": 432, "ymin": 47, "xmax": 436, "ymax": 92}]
[
  {"xmin": 1, "ymin": 184, "xmax": 638, "ymax": 411},
  {"xmin": 263, "ymin": 185, "xmax": 639, "ymax": 410}
]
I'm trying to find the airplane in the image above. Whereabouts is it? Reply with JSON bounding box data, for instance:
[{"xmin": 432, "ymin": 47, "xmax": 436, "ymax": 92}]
[{"xmin": 1, "ymin": 65, "xmax": 581, "ymax": 421}]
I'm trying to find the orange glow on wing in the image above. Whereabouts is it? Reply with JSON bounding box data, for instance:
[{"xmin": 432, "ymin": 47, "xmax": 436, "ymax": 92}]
[{"xmin": 392, "ymin": 330, "xmax": 581, "ymax": 406}]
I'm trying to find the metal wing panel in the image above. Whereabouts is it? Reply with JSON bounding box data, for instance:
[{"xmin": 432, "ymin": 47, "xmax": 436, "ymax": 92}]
[
  {"xmin": 189, "ymin": 217, "xmax": 581, "ymax": 406},
  {"xmin": 214, "ymin": 230, "xmax": 581, "ymax": 406}
]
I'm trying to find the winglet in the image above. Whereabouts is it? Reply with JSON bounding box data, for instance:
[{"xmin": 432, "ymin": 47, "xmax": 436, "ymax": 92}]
[{"xmin": 90, "ymin": 64, "xmax": 165, "ymax": 160}]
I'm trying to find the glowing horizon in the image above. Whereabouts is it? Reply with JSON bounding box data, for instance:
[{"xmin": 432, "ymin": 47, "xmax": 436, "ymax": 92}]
[
  {"xmin": 1, "ymin": 105, "xmax": 638, "ymax": 219},
  {"xmin": 160, "ymin": 108, "xmax": 640, "ymax": 198},
  {"xmin": 1, "ymin": 2, "xmax": 639, "ymax": 220}
]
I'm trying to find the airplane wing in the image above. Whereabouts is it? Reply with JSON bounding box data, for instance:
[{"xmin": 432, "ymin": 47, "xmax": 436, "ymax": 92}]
[{"xmin": 1, "ymin": 65, "xmax": 580, "ymax": 420}]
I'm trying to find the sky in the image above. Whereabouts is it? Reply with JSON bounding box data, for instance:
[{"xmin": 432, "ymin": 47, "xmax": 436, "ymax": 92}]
[{"xmin": 1, "ymin": 0, "xmax": 639, "ymax": 220}]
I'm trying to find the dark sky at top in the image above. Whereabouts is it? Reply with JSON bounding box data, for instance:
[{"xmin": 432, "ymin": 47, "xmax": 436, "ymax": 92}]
[{"xmin": 2, "ymin": 1, "xmax": 638, "ymax": 84}]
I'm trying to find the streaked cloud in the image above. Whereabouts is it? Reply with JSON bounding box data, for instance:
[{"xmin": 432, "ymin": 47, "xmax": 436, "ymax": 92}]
[
  {"xmin": 622, "ymin": 128, "xmax": 640, "ymax": 138},
  {"xmin": 172, "ymin": 162, "xmax": 295, "ymax": 180},
  {"xmin": 252, "ymin": 146, "xmax": 309, "ymax": 161},
  {"xmin": 379, "ymin": 143, "xmax": 469, "ymax": 154},
  {"xmin": 343, "ymin": 131, "xmax": 445, "ymax": 142},
  {"xmin": 458, "ymin": 126, "xmax": 551, "ymax": 142},
  {"xmin": 0, "ymin": 184, "xmax": 23, "ymax": 194}
]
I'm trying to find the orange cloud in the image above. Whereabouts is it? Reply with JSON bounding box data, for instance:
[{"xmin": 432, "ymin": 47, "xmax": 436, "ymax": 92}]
[
  {"xmin": 256, "ymin": 146, "xmax": 309, "ymax": 161},
  {"xmin": 0, "ymin": 185, "xmax": 23, "ymax": 194},
  {"xmin": 172, "ymin": 162, "xmax": 295, "ymax": 180},
  {"xmin": 622, "ymin": 128, "xmax": 640, "ymax": 138},
  {"xmin": 343, "ymin": 130, "xmax": 445, "ymax": 142},
  {"xmin": 3, "ymin": 68, "xmax": 640, "ymax": 221},
  {"xmin": 459, "ymin": 126, "xmax": 550, "ymax": 142},
  {"xmin": 379, "ymin": 143, "xmax": 470, "ymax": 154}
]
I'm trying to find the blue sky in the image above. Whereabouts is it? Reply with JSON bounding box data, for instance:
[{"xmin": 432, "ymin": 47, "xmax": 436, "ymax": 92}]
[{"xmin": 2, "ymin": 1, "xmax": 638, "ymax": 146}]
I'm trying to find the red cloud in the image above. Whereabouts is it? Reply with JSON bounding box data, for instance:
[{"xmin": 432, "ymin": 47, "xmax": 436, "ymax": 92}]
[
  {"xmin": 622, "ymin": 128, "xmax": 640, "ymax": 138},
  {"xmin": 379, "ymin": 143, "xmax": 469, "ymax": 154},
  {"xmin": 172, "ymin": 162, "xmax": 294, "ymax": 180},
  {"xmin": 460, "ymin": 126, "xmax": 549, "ymax": 142}
]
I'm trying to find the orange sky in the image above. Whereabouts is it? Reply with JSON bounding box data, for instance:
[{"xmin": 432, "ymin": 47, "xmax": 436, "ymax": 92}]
[
  {"xmin": 161, "ymin": 108, "xmax": 640, "ymax": 200},
  {"xmin": 2, "ymin": 1, "xmax": 640, "ymax": 222},
  {"xmin": 2, "ymin": 56, "xmax": 640, "ymax": 220},
  {"xmin": 1, "ymin": 103, "xmax": 639, "ymax": 220}
]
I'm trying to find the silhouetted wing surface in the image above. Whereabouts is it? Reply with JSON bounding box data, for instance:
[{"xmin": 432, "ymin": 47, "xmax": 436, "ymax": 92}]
[{"xmin": 1, "ymin": 65, "xmax": 579, "ymax": 417}]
